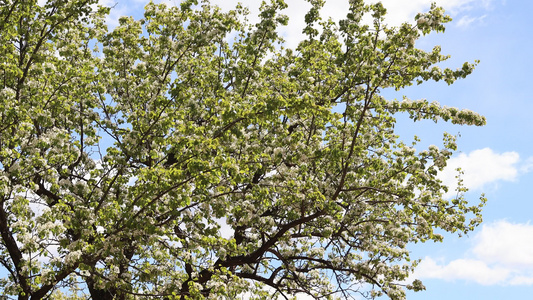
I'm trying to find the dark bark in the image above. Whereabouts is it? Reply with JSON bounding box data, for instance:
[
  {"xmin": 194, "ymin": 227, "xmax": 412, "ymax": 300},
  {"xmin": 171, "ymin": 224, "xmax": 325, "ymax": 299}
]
[{"xmin": 86, "ymin": 276, "xmax": 117, "ymax": 300}]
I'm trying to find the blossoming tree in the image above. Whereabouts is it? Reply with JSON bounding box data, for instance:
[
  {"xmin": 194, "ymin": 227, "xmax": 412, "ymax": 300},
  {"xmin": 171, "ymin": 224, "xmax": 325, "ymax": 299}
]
[{"xmin": 0, "ymin": 0, "xmax": 486, "ymax": 299}]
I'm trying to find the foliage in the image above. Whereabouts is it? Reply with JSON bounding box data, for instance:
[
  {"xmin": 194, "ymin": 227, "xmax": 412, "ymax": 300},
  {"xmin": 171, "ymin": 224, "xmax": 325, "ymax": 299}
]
[{"xmin": 0, "ymin": 0, "xmax": 486, "ymax": 299}]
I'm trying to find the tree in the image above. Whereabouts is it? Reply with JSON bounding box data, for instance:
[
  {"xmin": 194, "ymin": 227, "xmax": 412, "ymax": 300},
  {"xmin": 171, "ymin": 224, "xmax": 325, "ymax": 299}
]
[{"xmin": 0, "ymin": 0, "xmax": 486, "ymax": 299}]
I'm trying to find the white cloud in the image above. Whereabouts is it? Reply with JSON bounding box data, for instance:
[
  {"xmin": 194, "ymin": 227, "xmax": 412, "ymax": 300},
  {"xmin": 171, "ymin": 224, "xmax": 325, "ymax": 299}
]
[
  {"xmin": 415, "ymin": 257, "xmax": 510, "ymax": 285},
  {"xmin": 209, "ymin": 0, "xmax": 495, "ymax": 48},
  {"xmin": 519, "ymin": 156, "xmax": 533, "ymax": 173},
  {"xmin": 439, "ymin": 148, "xmax": 520, "ymax": 194},
  {"xmin": 456, "ymin": 14, "xmax": 487, "ymax": 27},
  {"xmin": 414, "ymin": 220, "xmax": 533, "ymax": 286},
  {"xmin": 209, "ymin": 0, "xmax": 495, "ymax": 26},
  {"xmin": 509, "ymin": 276, "xmax": 533, "ymax": 286},
  {"xmin": 97, "ymin": 0, "xmax": 496, "ymax": 47},
  {"xmin": 472, "ymin": 220, "xmax": 533, "ymax": 268},
  {"xmin": 199, "ymin": 0, "xmax": 496, "ymax": 50}
]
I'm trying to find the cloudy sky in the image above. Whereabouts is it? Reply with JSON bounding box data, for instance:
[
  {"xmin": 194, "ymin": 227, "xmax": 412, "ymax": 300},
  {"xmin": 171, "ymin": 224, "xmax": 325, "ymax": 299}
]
[{"xmin": 96, "ymin": 0, "xmax": 531, "ymax": 299}]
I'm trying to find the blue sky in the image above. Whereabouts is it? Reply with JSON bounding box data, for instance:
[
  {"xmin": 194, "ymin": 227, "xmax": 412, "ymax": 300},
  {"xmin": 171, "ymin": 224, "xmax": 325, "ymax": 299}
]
[{"xmin": 94, "ymin": 0, "xmax": 532, "ymax": 299}]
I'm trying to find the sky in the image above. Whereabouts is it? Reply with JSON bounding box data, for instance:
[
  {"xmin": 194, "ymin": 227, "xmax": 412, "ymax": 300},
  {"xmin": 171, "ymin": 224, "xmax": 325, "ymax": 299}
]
[{"xmin": 88, "ymin": 0, "xmax": 533, "ymax": 299}]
